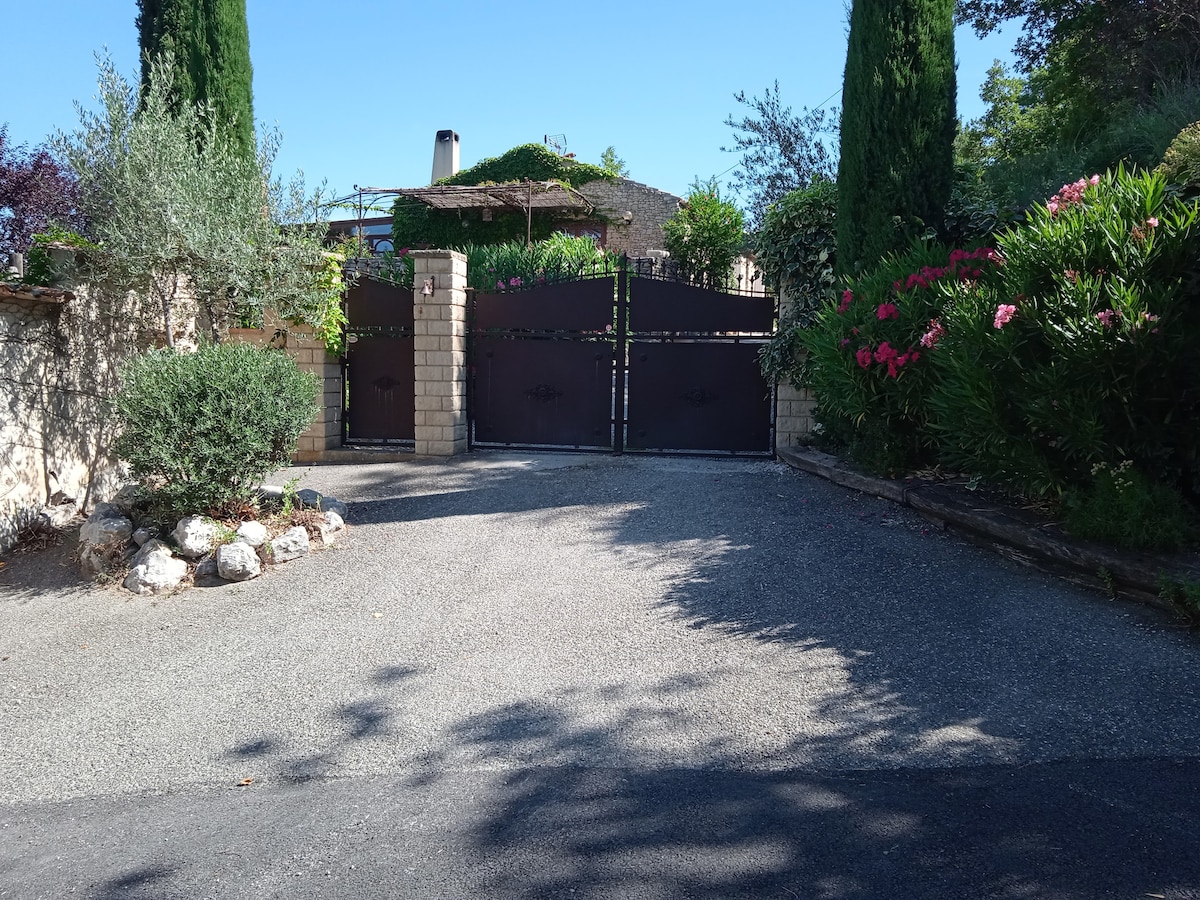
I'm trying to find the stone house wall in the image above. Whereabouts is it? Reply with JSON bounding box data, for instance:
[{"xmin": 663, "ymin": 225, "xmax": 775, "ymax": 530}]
[{"xmin": 576, "ymin": 178, "xmax": 683, "ymax": 255}]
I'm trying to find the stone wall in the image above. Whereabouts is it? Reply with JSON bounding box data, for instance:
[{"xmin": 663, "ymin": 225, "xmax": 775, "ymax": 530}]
[
  {"xmin": 576, "ymin": 178, "xmax": 682, "ymax": 255},
  {"xmin": 0, "ymin": 260, "xmax": 158, "ymax": 552}
]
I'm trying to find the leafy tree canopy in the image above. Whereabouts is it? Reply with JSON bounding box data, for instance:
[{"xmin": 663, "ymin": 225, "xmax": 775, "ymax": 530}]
[
  {"xmin": 956, "ymin": 0, "xmax": 1200, "ymax": 139},
  {"xmin": 0, "ymin": 126, "xmax": 84, "ymax": 258},
  {"xmin": 600, "ymin": 145, "xmax": 629, "ymax": 178},
  {"xmin": 55, "ymin": 53, "xmax": 339, "ymax": 350},
  {"xmin": 722, "ymin": 82, "xmax": 838, "ymax": 231},
  {"xmin": 662, "ymin": 178, "xmax": 746, "ymax": 289}
]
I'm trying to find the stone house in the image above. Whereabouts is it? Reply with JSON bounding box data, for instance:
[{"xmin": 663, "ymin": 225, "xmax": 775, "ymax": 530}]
[{"xmin": 330, "ymin": 132, "xmax": 685, "ymax": 258}]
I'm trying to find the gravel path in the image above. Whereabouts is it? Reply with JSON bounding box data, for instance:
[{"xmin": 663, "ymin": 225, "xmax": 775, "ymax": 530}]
[{"xmin": 2, "ymin": 452, "xmax": 1199, "ymax": 898}]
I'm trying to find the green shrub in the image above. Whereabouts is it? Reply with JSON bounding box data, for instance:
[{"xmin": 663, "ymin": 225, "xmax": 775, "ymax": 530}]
[
  {"xmin": 112, "ymin": 343, "xmax": 320, "ymax": 518},
  {"xmin": 799, "ymin": 241, "xmax": 1002, "ymax": 474},
  {"xmin": 1157, "ymin": 120, "xmax": 1200, "ymax": 194},
  {"xmin": 1064, "ymin": 460, "xmax": 1197, "ymax": 551},
  {"xmin": 754, "ymin": 179, "xmax": 839, "ymax": 388},
  {"xmin": 662, "ymin": 179, "xmax": 745, "ymax": 289},
  {"xmin": 928, "ymin": 168, "xmax": 1200, "ymax": 499}
]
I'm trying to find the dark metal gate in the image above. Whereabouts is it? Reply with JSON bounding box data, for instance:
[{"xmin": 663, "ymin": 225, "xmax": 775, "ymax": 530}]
[
  {"xmin": 344, "ymin": 276, "xmax": 415, "ymax": 443},
  {"xmin": 469, "ymin": 258, "xmax": 776, "ymax": 455}
]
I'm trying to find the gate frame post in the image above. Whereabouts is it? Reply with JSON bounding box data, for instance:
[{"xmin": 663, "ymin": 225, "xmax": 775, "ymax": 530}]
[
  {"xmin": 410, "ymin": 249, "xmax": 468, "ymax": 456},
  {"xmin": 613, "ymin": 254, "xmax": 628, "ymax": 455}
]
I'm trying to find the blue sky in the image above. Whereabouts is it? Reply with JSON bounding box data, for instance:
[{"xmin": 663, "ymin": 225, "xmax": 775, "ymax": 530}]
[{"xmin": 6, "ymin": 2, "xmax": 1017, "ymax": 218}]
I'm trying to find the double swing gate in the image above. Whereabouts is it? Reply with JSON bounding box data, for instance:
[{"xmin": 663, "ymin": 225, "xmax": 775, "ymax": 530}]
[{"xmin": 469, "ymin": 258, "xmax": 777, "ymax": 455}]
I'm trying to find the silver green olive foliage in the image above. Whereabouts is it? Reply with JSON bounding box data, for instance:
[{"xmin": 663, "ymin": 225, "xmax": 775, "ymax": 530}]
[
  {"xmin": 112, "ymin": 342, "xmax": 320, "ymax": 517},
  {"xmin": 54, "ymin": 52, "xmax": 340, "ymax": 349}
]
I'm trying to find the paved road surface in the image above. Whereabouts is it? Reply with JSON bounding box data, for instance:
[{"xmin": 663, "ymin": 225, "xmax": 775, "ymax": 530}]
[{"xmin": 2, "ymin": 453, "xmax": 1198, "ymax": 898}]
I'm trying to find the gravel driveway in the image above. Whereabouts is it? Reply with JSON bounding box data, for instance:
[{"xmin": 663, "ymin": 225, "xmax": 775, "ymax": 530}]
[{"xmin": 2, "ymin": 452, "xmax": 1199, "ymax": 899}]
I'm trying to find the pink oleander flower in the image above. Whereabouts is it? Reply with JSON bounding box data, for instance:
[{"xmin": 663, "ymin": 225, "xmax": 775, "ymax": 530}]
[
  {"xmin": 837, "ymin": 289, "xmax": 853, "ymax": 314},
  {"xmin": 994, "ymin": 304, "xmax": 1017, "ymax": 329},
  {"xmin": 1146, "ymin": 217, "xmax": 1159, "ymax": 228},
  {"xmin": 874, "ymin": 342, "xmax": 899, "ymax": 365},
  {"xmin": 876, "ymin": 302, "xmax": 900, "ymax": 321},
  {"xmin": 920, "ymin": 318, "xmax": 946, "ymax": 348},
  {"xmin": 1090, "ymin": 174, "xmax": 1101, "ymax": 185},
  {"xmin": 856, "ymin": 347, "xmax": 872, "ymax": 369},
  {"xmin": 496, "ymin": 280, "xmax": 505, "ymax": 290},
  {"xmin": 840, "ymin": 337, "xmax": 851, "ymax": 347},
  {"xmin": 1096, "ymin": 310, "xmax": 1114, "ymax": 328},
  {"xmin": 509, "ymin": 276, "xmax": 523, "ymax": 287}
]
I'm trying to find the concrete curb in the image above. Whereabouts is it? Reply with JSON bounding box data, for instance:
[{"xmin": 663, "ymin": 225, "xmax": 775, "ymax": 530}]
[{"xmin": 777, "ymin": 445, "xmax": 1200, "ymax": 615}]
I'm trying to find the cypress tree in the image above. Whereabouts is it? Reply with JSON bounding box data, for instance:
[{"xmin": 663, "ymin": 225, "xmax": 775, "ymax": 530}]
[
  {"xmin": 836, "ymin": 0, "xmax": 957, "ymax": 274},
  {"xmin": 136, "ymin": 0, "xmax": 255, "ymax": 156}
]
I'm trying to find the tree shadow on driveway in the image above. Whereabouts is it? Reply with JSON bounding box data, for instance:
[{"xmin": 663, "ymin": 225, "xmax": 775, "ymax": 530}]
[{"xmin": 331, "ymin": 454, "xmax": 1200, "ymax": 767}]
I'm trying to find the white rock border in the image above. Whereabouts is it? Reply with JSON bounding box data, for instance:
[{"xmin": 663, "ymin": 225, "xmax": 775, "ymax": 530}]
[{"xmin": 75, "ymin": 486, "xmax": 350, "ymax": 595}]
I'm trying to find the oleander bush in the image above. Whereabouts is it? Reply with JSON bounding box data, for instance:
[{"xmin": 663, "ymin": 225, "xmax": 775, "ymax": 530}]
[
  {"xmin": 928, "ymin": 168, "xmax": 1200, "ymax": 519},
  {"xmin": 799, "ymin": 241, "xmax": 1002, "ymax": 474},
  {"xmin": 112, "ymin": 343, "xmax": 320, "ymax": 518}
]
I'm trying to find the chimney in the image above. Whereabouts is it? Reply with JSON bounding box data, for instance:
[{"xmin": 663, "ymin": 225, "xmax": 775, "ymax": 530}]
[{"xmin": 431, "ymin": 130, "xmax": 460, "ymax": 183}]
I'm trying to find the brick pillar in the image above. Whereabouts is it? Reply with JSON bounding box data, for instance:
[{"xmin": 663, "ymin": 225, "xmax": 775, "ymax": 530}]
[
  {"xmin": 288, "ymin": 331, "xmax": 344, "ymax": 459},
  {"xmin": 774, "ymin": 286, "xmax": 816, "ymax": 452},
  {"xmin": 775, "ymin": 382, "xmax": 817, "ymax": 451},
  {"xmin": 411, "ymin": 250, "xmax": 468, "ymax": 456}
]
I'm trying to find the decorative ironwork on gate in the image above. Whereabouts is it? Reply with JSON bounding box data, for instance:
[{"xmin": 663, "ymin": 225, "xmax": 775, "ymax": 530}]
[{"xmin": 468, "ymin": 255, "xmax": 777, "ymax": 456}]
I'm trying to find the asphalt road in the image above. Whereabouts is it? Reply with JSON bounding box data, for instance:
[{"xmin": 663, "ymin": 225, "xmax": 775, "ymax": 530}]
[{"xmin": 2, "ymin": 453, "xmax": 1199, "ymax": 899}]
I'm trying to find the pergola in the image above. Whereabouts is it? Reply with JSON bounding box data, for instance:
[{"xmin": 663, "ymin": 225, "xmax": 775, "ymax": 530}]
[{"xmin": 344, "ymin": 181, "xmax": 595, "ymax": 245}]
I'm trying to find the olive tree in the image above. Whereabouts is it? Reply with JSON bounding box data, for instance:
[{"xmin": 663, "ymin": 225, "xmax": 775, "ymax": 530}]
[{"xmin": 54, "ymin": 53, "xmax": 338, "ymax": 349}]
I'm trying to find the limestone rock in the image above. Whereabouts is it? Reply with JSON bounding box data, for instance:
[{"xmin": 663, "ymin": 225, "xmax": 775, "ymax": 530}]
[
  {"xmin": 46, "ymin": 503, "xmax": 79, "ymax": 528},
  {"xmin": 131, "ymin": 538, "xmax": 171, "ymax": 566},
  {"xmin": 217, "ymin": 542, "xmax": 261, "ymax": 581},
  {"xmin": 256, "ymin": 485, "xmax": 285, "ymax": 503},
  {"xmin": 297, "ymin": 489, "xmax": 348, "ymax": 520},
  {"xmin": 109, "ymin": 484, "xmax": 145, "ymax": 515},
  {"xmin": 122, "ymin": 541, "xmax": 187, "ymax": 595},
  {"xmin": 132, "ymin": 527, "xmax": 157, "ymax": 547},
  {"xmin": 87, "ymin": 502, "xmax": 126, "ymax": 522},
  {"xmin": 172, "ymin": 516, "xmax": 221, "ymax": 559},
  {"xmin": 80, "ymin": 547, "xmax": 116, "ymax": 578},
  {"xmin": 80, "ymin": 515, "xmax": 133, "ymax": 550},
  {"xmin": 194, "ymin": 556, "xmax": 219, "ymax": 579},
  {"xmin": 269, "ymin": 526, "xmax": 309, "ymax": 563},
  {"xmin": 316, "ymin": 510, "xmax": 345, "ymax": 547},
  {"xmin": 234, "ymin": 520, "xmax": 269, "ymax": 547}
]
